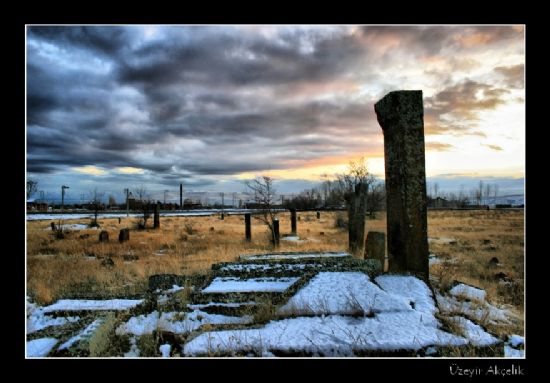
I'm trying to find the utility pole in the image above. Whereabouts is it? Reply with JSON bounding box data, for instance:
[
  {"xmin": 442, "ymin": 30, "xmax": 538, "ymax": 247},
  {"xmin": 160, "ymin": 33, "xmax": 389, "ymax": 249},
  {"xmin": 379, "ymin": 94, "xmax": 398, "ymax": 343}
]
[
  {"xmin": 61, "ymin": 185, "xmax": 69, "ymax": 212},
  {"xmin": 124, "ymin": 188, "xmax": 130, "ymax": 217}
]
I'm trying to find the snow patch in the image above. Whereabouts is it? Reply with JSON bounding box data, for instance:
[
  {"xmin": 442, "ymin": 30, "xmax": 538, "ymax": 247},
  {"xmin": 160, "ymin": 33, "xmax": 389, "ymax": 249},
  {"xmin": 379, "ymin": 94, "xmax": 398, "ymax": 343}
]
[
  {"xmin": 116, "ymin": 310, "xmax": 253, "ymax": 336},
  {"xmin": 509, "ymin": 334, "xmax": 524, "ymax": 348},
  {"xmin": 447, "ymin": 316, "xmax": 500, "ymax": 346},
  {"xmin": 450, "ymin": 283, "xmax": 487, "ymax": 302},
  {"xmin": 159, "ymin": 344, "xmax": 171, "ymax": 357},
  {"xmin": 504, "ymin": 345, "xmax": 524, "ymax": 358},
  {"xmin": 27, "ymin": 338, "xmax": 58, "ymax": 357}
]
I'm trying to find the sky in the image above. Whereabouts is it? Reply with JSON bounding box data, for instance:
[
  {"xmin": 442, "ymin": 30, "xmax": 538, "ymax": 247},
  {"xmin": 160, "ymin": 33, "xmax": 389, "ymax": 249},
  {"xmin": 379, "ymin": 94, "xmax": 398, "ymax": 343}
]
[{"xmin": 26, "ymin": 25, "xmax": 525, "ymax": 203}]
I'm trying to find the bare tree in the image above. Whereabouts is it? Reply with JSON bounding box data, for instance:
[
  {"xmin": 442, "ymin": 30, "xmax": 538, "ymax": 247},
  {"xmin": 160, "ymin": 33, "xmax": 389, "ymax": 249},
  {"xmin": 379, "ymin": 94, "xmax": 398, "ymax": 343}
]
[
  {"xmin": 133, "ymin": 186, "xmax": 148, "ymax": 202},
  {"xmin": 27, "ymin": 180, "xmax": 38, "ymax": 199},
  {"xmin": 108, "ymin": 195, "xmax": 117, "ymax": 207},
  {"xmin": 245, "ymin": 176, "xmax": 278, "ymax": 245},
  {"xmin": 366, "ymin": 182, "xmax": 385, "ymax": 218}
]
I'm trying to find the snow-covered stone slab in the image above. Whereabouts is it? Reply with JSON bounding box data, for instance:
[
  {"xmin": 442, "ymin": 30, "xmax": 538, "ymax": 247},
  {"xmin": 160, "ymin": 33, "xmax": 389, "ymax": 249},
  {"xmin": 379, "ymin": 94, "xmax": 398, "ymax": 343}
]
[
  {"xmin": 202, "ymin": 277, "xmax": 300, "ymax": 293},
  {"xmin": 241, "ymin": 252, "xmax": 350, "ymax": 261},
  {"xmin": 277, "ymin": 272, "xmax": 412, "ymax": 317},
  {"xmin": 447, "ymin": 316, "xmax": 500, "ymax": 346},
  {"xmin": 219, "ymin": 263, "xmax": 321, "ymax": 272},
  {"xmin": 375, "ymin": 275, "xmax": 437, "ymax": 315},
  {"xmin": 450, "ymin": 283, "xmax": 487, "ymax": 302},
  {"xmin": 116, "ymin": 310, "xmax": 253, "ymax": 336},
  {"xmin": 27, "ymin": 338, "xmax": 58, "ymax": 357},
  {"xmin": 183, "ymin": 314, "xmax": 468, "ymax": 356},
  {"xmin": 43, "ymin": 299, "xmax": 144, "ymax": 313},
  {"xmin": 188, "ymin": 302, "xmax": 256, "ymax": 310}
]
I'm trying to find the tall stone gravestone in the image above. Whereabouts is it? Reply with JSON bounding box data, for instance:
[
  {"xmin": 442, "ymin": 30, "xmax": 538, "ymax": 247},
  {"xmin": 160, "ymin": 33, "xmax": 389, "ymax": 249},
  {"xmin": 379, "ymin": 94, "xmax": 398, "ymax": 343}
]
[{"xmin": 374, "ymin": 90, "xmax": 429, "ymax": 279}]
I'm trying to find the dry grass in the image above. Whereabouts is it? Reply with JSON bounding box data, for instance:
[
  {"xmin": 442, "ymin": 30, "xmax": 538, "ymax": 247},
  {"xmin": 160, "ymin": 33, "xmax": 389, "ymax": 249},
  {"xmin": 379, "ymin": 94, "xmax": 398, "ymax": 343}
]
[{"xmin": 26, "ymin": 209, "xmax": 525, "ymax": 340}]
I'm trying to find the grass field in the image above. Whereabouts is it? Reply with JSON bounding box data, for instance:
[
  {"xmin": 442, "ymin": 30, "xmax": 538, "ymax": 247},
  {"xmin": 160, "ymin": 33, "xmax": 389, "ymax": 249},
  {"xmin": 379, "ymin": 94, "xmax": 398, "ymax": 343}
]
[{"xmin": 26, "ymin": 209, "xmax": 524, "ymax": 339}]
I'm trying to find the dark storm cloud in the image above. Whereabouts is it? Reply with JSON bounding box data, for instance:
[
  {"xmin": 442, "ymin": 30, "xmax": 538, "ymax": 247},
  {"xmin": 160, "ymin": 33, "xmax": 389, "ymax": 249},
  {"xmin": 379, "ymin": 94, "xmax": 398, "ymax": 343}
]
[
  {"xmin": 28, "ymin": 26, "xmax": 129, "ymax": 57},
  {"xmin": 26, "ymin": 25, "xmax": 523, "ymax": 191}
]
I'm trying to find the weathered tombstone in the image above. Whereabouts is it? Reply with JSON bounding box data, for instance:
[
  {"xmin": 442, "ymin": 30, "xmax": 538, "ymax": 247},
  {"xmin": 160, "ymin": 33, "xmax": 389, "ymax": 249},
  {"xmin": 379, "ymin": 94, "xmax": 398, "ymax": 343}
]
[
  {"xmin": 375, "ymin": 90, "xmax": 429, "ymax": 279},
  {"xmin": 119, "ymin": 228, "xmax": 130, "ymax": 243},
  {"xmin": 290, "ymin": 209, "xmax": 297, "ymax": 235},
  {"xmin": 273, "ymin": 218, "xmax": 280, "ymax": 246},
  {"xmin": 153, "ymin": 203, "xmax": 160, "ymax": 229},
  {"xmin": 245, "ymin": 213, "xmax": 251, "ymax": 242},
  {"xmin": 316, "ymin": 211, "xmax": 320, "ymax": 220},
  {"xmin": 365, "ymin": 231, "xmax": 385, "ymax": 267},
  {"xmin": 220, "ymin": 212, "xmax": 225, "ymax": 220},
  {"xmin": 50, "ymin": 222, "xmax": 57, "ymax": 231},
  {"xmin": 99, "ymin": 230, "xmax": 109, "ymax": 242}
]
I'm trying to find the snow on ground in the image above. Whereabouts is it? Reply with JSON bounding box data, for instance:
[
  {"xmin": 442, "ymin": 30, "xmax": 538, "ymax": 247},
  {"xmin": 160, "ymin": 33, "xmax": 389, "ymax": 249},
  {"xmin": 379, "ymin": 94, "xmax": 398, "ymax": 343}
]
[
  {"xmin": 509, "ymin": 334, "xmax": 524, "ymax": 348},
  {"xmin": 243, "ymin": 252, "xmax": 349, "ymax": 261},
  {"xmin": 27, "ymin": 338, "xmax": 58, "ymax": 357},
  {"xmin": 435, "ymin": 293, "xmax": 511, "ymax": 325},
  {"xmin": 42, "ymin": 299, "xmax": 144, "ymax": 313},
  {"xmin": 27, "ymin": 310, "xmax": 79, "ymax": 334},
  {"xmin": 220, "ymin": 263, "xmax": 321, "ymax": 272},
  {"xmin": 447, "ymin": 316, "xmax": 500, "ymax": 346},
  {"xmin": 183, "ymin": 314, "xmax": 468, "ymax": 356},
  {"xmin": 58, "ymin": 319, "xmax": 104, "ymax": 351},
  {"xmin": 375, "ymin": 275, "xmax": 437, "ymax": 315},
  {"xmin": 27, "ymin": 296, "xmax": 80, "ymax": 334},
  {"xmin": 159, "ymin": 344, "xmax": 171, "ymax": 357},
  {"xmin": 281, "ymin": 236, "xmax": 301, "ymax": 242},
  {"xmin": 504, "ymin": 345, "xmax": 524, "ymax": 358},
  {"xmin": 428, "ymin": 237, "xmax": 456, "ymax": 244},
  {"xmin": 124, "ymin": 336, "xmax": 140, "ymax": 357},
  {"xmin": 202, "ymin": 277, "xmax": 300, "ymax": 293},
  {"xmin": 116, "ymin": 310, "xmax": 253, "ymax": 336},
  {"xmin": 449, "ymin": 283, "xmax": 487, "ymax": 302},
  {"xmin": 277, "ymin": 272, "xmax": 413, "ymax": 317}
]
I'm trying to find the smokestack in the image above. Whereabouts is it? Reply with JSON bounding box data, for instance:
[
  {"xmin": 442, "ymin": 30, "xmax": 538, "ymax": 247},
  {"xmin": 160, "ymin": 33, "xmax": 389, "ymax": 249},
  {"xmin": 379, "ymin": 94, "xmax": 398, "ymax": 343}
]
[{"xmin": 180, "ymin": 183, "xmax": 183, "ymax": 208}]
